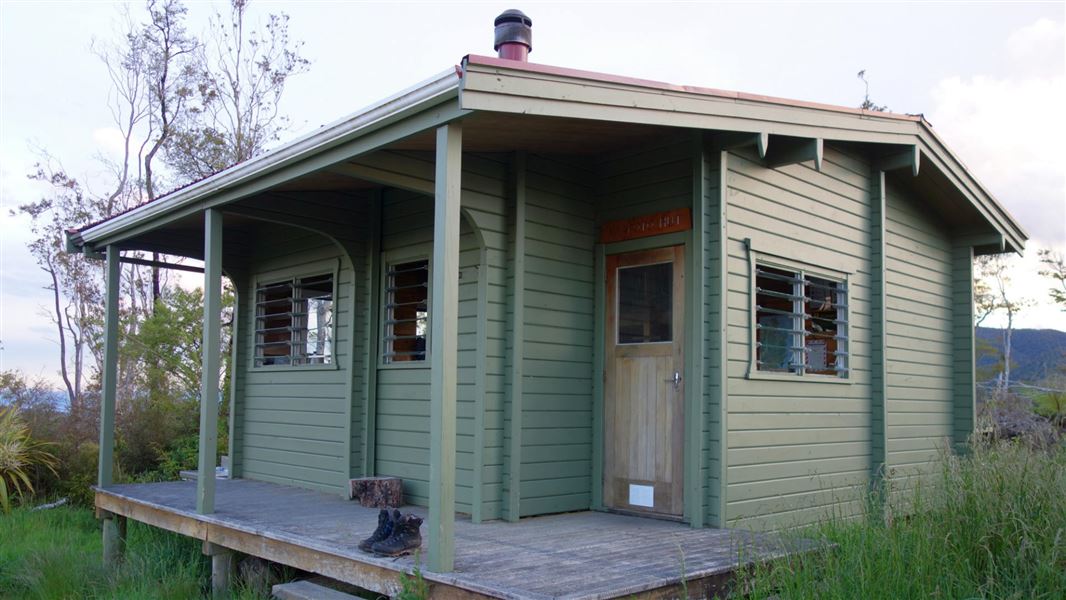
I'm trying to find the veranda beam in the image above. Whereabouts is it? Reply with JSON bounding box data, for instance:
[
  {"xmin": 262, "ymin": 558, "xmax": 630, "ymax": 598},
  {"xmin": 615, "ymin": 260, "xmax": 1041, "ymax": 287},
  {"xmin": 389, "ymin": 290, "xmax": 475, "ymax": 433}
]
[
  {"xmin": 119, "ymin": 256, "xmax": 205, "ymax": 274},
  {"xmin": 428, "ymin": 122, "xmax": 462, "ymax": 573},
  {"xmin": 98, "ymin": 245, "xmax": 120, "ymax": 488},
  {"xmin": 197, "ymin": 209, "xmax": 223, "ymax": 514}
]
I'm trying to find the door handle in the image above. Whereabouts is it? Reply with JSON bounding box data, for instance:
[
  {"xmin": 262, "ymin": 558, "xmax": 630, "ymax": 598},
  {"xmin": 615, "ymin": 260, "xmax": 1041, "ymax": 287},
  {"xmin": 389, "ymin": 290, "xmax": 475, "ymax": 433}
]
[{"xmin": 664, "ymin": 371, "xmax": 682, "ymax": 390}]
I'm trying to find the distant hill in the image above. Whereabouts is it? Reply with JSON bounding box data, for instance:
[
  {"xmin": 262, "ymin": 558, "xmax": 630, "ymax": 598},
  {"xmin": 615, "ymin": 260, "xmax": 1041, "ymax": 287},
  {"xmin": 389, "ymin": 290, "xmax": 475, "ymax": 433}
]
[{"xmin": 976, "ymin": 327, "xmax": 1066, "ymax": 383}]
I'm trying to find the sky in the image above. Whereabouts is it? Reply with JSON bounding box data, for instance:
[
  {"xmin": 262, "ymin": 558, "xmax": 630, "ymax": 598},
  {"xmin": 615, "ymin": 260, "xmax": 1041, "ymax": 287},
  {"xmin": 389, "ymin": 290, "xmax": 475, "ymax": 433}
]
[{"xmin": 1, "ymin": 1, "xmax": 1064, "ymax": 386}]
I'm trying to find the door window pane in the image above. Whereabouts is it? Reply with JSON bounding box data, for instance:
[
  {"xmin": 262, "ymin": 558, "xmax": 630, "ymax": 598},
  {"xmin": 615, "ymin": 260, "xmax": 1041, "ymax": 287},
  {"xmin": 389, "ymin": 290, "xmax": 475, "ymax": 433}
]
[{"xmin": 617, "ymin": 262, "xmax": 672, "ymax": 344}]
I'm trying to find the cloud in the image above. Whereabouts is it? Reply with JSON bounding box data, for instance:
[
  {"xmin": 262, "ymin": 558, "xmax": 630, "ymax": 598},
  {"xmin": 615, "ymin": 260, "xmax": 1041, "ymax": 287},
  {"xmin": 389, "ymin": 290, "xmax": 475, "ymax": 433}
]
[
  {"xmin": 928, "ymin": 19, "xmax": 1066, "ymax": 248},
  {"xmin": 927, "ymin": 17, "xmax": 1066, "ymax": 332},
  {"xmin": 1007, "ymin": 18, "xmax": 1065, "ymax": 75}
]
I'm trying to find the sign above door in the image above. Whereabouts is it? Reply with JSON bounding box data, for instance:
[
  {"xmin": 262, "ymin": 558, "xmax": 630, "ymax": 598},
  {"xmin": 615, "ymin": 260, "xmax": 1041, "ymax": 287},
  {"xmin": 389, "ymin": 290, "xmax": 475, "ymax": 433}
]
[{"xmin": 599, "ymin": 208, "xmax": 692, "ymax": 244}]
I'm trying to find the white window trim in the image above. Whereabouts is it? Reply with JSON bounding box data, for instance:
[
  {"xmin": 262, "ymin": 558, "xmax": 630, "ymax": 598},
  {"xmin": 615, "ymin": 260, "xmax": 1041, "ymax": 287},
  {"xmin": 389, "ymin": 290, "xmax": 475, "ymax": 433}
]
[
  {"xmin": 745, "ymin": 241, "xmax": 851, "ymax": 383},
  {"xmin": 378, "ymin": 249, "xmax": 432, "ymax": 369},
  {"xmin": 250, "ymin": 258, "xmax": 340, "ymax": 372}
]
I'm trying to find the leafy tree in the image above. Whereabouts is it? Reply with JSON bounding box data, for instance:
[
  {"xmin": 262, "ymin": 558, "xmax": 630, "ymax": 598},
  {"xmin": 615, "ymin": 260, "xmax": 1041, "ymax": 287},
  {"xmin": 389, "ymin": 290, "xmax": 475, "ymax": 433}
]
[{"xmin": 125, "ymin": 284, "xmax": 235, "ymax": 402}]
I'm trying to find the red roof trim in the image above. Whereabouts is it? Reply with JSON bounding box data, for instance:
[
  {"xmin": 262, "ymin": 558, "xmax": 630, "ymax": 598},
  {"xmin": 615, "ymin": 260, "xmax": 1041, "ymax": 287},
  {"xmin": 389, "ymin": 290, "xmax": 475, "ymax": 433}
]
[{"xmin": 464, "ymin": 54, "xmax": 923, "ymax": 123}]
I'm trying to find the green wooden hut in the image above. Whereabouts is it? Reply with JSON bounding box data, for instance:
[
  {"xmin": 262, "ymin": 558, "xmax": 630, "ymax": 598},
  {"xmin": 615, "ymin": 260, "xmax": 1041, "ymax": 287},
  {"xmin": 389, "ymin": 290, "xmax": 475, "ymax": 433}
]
[{"xmin": 71, "ymin": 10, "xmax": 1026, "ymax": 575}]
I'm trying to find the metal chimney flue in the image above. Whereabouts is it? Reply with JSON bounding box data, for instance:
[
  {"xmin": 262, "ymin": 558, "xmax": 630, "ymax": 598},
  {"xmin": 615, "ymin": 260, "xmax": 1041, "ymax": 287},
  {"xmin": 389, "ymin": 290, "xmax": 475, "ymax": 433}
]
[{"xmin": 494, "ymin": 9, "xmax": 532, "ymax": 61}]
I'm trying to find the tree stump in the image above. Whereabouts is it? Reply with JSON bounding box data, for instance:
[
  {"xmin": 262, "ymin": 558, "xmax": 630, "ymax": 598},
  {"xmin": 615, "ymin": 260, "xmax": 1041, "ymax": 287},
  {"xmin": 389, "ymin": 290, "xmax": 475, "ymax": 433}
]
[{"xmin": 349, "ymin": 477, "xmax": 403, "ymax": 508}]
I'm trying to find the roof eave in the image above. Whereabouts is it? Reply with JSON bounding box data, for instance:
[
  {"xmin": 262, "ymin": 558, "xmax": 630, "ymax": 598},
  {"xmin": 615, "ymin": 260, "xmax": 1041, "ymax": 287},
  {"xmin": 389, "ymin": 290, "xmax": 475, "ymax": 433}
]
[
  {"xmin": 917, "ymin": 123, "xmax": 1028, "ymax": 254},
  {"xmin": 74, "ymin": 66, "xmax": 463, "ymax": 249},
  {"xmin": 460, "ymin": 56, "xmax": 1028, "ymax": 254}
]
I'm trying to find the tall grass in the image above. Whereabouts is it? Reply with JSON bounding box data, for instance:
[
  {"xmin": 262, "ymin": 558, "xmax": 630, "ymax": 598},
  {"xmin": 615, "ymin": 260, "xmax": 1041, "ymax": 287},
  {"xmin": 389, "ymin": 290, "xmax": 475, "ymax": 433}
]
[
  {"xmin": 741, "ymin": 441, "xmax": 1066, "ymax": 599},
  {"xmin": 0, "ymin": 506, "xmax": 270, "ymax": 599}
]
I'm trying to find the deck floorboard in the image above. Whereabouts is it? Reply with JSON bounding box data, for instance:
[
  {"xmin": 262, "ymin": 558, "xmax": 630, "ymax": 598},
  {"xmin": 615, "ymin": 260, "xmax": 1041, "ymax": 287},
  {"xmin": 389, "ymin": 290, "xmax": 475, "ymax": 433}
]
[{"xmin": 97, "ymin": 480, "xmax": 811, "ymax": 599}]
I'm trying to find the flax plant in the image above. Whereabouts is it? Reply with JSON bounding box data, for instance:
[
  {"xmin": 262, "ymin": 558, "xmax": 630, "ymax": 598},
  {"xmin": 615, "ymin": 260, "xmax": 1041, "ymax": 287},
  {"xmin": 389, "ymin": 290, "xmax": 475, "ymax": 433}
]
[{"xmin": 0, "ymin": 406, "xmax": 59, "ymax": 513}]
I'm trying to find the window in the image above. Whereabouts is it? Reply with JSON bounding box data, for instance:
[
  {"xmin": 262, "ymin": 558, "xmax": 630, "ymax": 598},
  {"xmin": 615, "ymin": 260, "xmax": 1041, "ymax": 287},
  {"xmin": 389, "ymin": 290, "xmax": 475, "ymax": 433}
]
[
  {"xmin": 383, "ymin": 259, "xmax": 429, "ymax": 363},
  {"xmin": 254, "ymin": 273, "xmax": 334, "ymax": 367},
  {"xmin": 617, "ymin": 261, "xmax": 673, "ymax": 344},
  {"xmin": 754, "ymin": 263, "xmax": 848, "ymax": 377}
]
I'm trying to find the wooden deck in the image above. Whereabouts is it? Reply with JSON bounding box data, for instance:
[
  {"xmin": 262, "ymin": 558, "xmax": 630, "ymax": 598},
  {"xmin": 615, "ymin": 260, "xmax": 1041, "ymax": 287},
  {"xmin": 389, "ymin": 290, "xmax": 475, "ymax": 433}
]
[{"xmin": 95, "ymin": 479, "xmax": 811, "ymax": 599}]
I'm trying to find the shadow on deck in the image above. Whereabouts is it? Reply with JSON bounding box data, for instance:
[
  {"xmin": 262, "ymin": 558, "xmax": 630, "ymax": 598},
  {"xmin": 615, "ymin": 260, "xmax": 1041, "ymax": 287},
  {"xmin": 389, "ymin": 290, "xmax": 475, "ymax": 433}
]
[{"xmin": 95, "ymin": 479, "xmax": 813, "ymax": 599}]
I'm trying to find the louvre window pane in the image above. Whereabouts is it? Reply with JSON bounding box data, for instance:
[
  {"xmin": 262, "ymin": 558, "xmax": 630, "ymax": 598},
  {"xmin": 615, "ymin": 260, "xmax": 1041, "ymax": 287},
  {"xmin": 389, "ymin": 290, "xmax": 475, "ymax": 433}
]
[
  {"xmin": 755, "ymin": 265, "xmax": 801, "ymax": 373},
  {"xmin": 384, "ymin": 259, "xmax": 429, "ymax": 363},
  {"xmin": 755, "ymin": 263, "xmax": 848, "ymax": 377},
  {"xmin": 254, "ymin": 273, "xmax": 334, "ymax": 367}
]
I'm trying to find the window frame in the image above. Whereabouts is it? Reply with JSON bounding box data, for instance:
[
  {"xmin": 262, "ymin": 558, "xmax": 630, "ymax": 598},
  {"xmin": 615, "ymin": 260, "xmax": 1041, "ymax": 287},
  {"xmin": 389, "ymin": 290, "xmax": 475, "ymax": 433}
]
[
  {"xmin": 378, "ymin": 249, "xmax": 432, "ymax": 369},
  {"xmin": 250, "ymin": 259, "xmax": 340, "ymax": 372},
  {"xmin": 746, "ymin": 247, "xmax": 851, "ymax": 383}
]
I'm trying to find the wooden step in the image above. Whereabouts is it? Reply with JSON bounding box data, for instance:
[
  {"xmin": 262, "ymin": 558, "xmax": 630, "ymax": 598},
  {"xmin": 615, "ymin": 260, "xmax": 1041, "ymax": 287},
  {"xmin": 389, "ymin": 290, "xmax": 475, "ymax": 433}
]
[{"xmin": 272, "ymin": 578, "xmax": 363, "ymax": 600}]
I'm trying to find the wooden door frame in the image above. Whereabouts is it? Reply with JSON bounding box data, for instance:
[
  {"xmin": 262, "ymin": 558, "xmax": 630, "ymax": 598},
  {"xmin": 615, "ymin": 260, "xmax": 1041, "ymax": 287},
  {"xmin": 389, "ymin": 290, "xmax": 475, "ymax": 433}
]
[
  {"xmin": 604, "ymin": 244, "xmax": 685, "ymax": 517},
  {"xmin": 591, "ymin": 230, "xmax": 703, "ymax": 526}
]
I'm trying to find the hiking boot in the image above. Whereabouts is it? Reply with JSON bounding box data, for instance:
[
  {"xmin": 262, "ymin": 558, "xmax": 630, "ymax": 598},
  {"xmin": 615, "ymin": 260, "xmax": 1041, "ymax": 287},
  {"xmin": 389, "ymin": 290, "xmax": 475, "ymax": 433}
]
[
  {"xmin": 359, "ymin": 509, "xmax": 401, "ymax": 552},
  {"xmin": 370, "ymin": 513, "xmax": 423, "ymax": 557}
]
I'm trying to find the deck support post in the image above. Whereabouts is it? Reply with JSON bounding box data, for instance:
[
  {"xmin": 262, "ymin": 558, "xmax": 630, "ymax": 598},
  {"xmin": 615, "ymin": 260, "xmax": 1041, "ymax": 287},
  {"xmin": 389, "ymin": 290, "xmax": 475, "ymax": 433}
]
[
  {"xmin": 197, "ymin": 209, "xmax": 223, "ymax": 515},
  {"xmin": 203, "ymin": 542, "xmax": 235, "ymax": 598},
  {"xmin": 101, "ymin": 511, "xmax": 126, "ymax": 566},
  {"xmin": 428, "ymin": 122, "xmax": 462, "ymax": 573},
  {"xmin": 98, "ymin": 245, "xmax": 120, "ymax": 489}
]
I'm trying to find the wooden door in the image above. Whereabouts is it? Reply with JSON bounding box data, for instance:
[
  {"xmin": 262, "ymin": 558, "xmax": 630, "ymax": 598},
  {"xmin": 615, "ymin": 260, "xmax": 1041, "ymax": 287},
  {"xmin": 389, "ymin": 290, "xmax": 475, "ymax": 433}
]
[{"xmin": 604, "ymin": 245, "xmax": 685, "ymax": 517}]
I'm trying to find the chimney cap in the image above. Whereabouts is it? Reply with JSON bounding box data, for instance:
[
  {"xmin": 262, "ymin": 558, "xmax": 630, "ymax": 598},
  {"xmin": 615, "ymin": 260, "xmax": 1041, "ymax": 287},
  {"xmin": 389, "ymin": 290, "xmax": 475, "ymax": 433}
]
[
  {"xmin": 495, "ymin": 9, "xmax": 532, "ymax": 27},
  {"xmin": 494, "ymin": 9, "xmax": 533, "ymax": 57}
]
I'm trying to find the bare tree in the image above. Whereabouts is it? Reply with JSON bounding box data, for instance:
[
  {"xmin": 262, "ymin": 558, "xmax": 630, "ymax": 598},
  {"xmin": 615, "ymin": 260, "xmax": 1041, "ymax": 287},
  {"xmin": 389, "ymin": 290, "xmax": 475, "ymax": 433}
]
[
  {"xmin": 15, "ymin": 1, "xmax": 200, "ymax": 410},
  {"xmin": 142, "ymin": 0, "xmax": 198, "ymax": 201},
  {"xmin": 15, "ymin": 165, "xmax": 102, "ymax": 415},
  {"xmin": 976, "ymin": 255, "xmax": 1033, "ymax": 395},
  {"xmin": 166, "ymin": 0, "xmax": 309, "ymax": 179},
  {"xmin": 141, "ymin": 0, "xmax": 199, "ymax": 306},
  {"xmin": 17, "ymin": 0, "xmax": 310, "ymax": 414}
]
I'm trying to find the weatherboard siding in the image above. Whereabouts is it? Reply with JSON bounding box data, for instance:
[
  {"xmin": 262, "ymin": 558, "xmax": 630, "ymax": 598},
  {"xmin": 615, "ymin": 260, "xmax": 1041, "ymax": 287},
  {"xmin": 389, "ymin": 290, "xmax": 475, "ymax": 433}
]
[
  {"xmin": 347, "ymin": 149, "xmax": 510, "ymax": 520},
  {"xmin": 724, "ymin": 144, "xmax": 874, "ymax": 530},
  {"xmin": 239, "ymin": 223, "xmax": 357, "ymax": 495},
  {"xmin": 884, "ymin": 178, "xmax": 955, "ymax": 483},
  {"xmin": 374, "ymin": 187, "xmax": 480, "ymax": 512},
  {"xmin": 516, "ymin": 153, "xmax": 596, "ymax": 517},
  {"xmin": 458, "ymin": 153, "xmax": 511, "ymax": 522}
]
